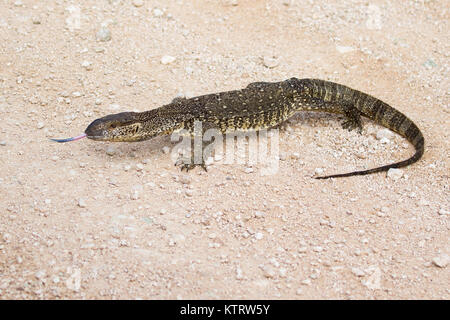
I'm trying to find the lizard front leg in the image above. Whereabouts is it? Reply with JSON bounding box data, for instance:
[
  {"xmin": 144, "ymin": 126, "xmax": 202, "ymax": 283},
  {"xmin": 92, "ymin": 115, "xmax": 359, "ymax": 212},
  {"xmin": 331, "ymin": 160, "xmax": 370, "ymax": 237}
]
[{"xmin": 174, "ymin": 121, "xmax": 220, "ymax": 172}]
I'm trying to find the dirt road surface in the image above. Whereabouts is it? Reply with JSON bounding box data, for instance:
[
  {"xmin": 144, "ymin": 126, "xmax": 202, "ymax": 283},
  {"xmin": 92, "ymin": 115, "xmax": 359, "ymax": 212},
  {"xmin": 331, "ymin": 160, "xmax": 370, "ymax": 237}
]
[{"xmin": 0, "ymin": 0, "xmax": 448, "ymax": 299}]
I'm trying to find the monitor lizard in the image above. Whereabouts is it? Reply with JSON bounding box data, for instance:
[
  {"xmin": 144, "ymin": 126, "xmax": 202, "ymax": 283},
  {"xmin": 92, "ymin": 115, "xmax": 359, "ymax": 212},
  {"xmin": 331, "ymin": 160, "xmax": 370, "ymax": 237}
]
[{"xmin": 55, "ymin": 78, "xmax": 424, "ymax": 179}]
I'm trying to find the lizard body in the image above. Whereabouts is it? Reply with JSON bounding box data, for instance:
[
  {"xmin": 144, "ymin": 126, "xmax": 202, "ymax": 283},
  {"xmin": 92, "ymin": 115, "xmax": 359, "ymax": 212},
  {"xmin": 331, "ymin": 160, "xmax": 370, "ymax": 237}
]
[{"xmin": 84, "ymin": 78, "xmax": 424, "ymax": 178}]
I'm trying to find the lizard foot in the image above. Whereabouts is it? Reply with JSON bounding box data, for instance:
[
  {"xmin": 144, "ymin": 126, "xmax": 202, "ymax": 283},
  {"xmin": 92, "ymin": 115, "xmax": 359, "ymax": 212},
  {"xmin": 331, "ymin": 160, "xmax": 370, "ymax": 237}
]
[
  {"xmin": 341, "ymin": 107, "xmax": 363, "ymax": 134},
  {"xmin": 341, "ymin": 119, "xmax": 363, "ymax": 133},
  {"xmin": 175, "ymin": 157, "xmax": 208, "ymax": 172}
]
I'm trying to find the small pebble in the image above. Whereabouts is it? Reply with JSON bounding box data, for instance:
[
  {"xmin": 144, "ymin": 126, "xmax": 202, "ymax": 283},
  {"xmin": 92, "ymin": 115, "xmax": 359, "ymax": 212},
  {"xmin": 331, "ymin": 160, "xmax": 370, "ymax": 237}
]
[
  {"xmin": 236, "ymin": 267, "xmax": 243, "ymax": 280},
  {"xmin": 336, "ymin": 45, "xmax": 355, "ymax": 54},
  {"xmin": 387, "ymin": 168, "xmax": 403, "ymax": 180},
  {"xmin": 255, "ymin": 211, "xmax": 265, "ymax": 218},
  {"xmin": 179, "ymin": 175, "xmax": 192, "ymax": 184},
  {"xmin": 244, "ymin": 167, "xmax": 254, "ymax": 174},
  {"xmin": 0, "ymin": 141, "xmax": 6, "ymax": 146},
  {"xmin": 432, "ymin": 254, "xmax": 449, "ymax": 268},
  {"xmin": 301, "ymin": 279, "xmax": 311, "ymax": 285},
  {"xmin": 35, "ymin": 270, "xmax": 46, "ymax": 280},
  {"xmin": 262, "ymin": 56, "xmax": 279, "ymax": 68},
  {"xmin": 376, "ymin": 128, "xmax": 394, "ymax": 140},
  {"xmin": 162, "ymin": 146, "xmax": 170, "ymax": 154},
  {"xmin": 315, "ymin": 168, "xmax": 324, "ymax": 175},
  {"xmin": 32, "ymin": 16, "xmax": 41, "ymax": 25},
  {"xmin": 254, "ymin": 232, "xmax": 263, "ymax": 240},
  {"xmin": 78, "ymin": 198, "xmax": 87, "ymax": 208},
  {"xmin": 161, "ymin": 55, "xmax": 176, "ymax": 65},
  {"xmin": 153, "ymin": 8, "xmax": 164, "ymax": 17},
  {"xmin": 96, "ymin": 28, "xmax": 111, "ymax": 42},
  {"xmin": 260, "ymin": 265, "xmax": 276, "ymax": 278},
  {"xmin": 81, "ymin": 60, "xmax": 93, "ymax": 70},
  {"xmin": 352, "ymin": 267, "xmax": 365, "ymax": 277},
  {"xmin": 106, "ymin": 146, "xmax": 116, "ymax": 156},
  {"xmin": 132, "ymin": 0, "xmax": 144, "ymax": 7},
  {"xmin": 379, "ymin": 137, "xmax": 390, "ymax": 144}
]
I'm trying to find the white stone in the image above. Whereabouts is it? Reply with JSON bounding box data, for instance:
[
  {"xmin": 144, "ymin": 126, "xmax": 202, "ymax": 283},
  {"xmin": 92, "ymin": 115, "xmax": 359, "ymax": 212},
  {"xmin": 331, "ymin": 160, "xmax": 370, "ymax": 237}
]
[
  {"xmin": 432, "ymin": 254, "xmax": 449, "ymax": 268},
  {"xmin": 336, "ymin": 45, "xmax": 355, "ymax": 54},
  {"xmin": 312, "ymin": 246, "xmax": 323, "ymax": 252},
  {"xmin": 255, "ymin": 211, "xmax": 265, "ymax": 218},
  {"xmin": 315, "ymin": 168, "xmax": 324, "ymax": 175},
  {"xmin": 387, "ymin": 168, "xmax": 403, "ymax": 180},
  {"xmin": 362, "ymin": 266, "xmax": 382, "ymax": 290},
  {"xmin": 351, "ymin": 267, "xmax": 365, "ymax": 277},
  {"xmin": 153, "ymin": 8, "xmax": 164, "ymax": 17},
  {"xmin": 162, "ymin": 146, "xmax": 170, "ymax": 154},
  {"xmin": 132, "ymin": 0, "xmax": 144, "ymax": 7},
  {"xmin": 65, "ymin": 268, "xmax": 81, "ymax": 292},
  {"xmin": 260, "ymin": 265, "xmax": 276, "ymax": 278},
  {"xmin": 236, "ymin": 267, "xmax": 243, "ymax": 280},
  {"xmin": 35, "ymin": 270, "xmax": 46, "ymax": 279},
  {"xmin": 244, "ymin": 167, "xmax": 254, "ymax": 174},
  {"xmin": 81, "ymin": 60, "xmax": 93, "ymax": 70},
  {"xmin": 78, "ymin": 198, "xmax": 87, "ymax": 208},
  {"xmin": 65, "ymin": 6, "xmax": 81, "ymax": 32},
  {"xmin": 96, "ymin": 28, "xmax": 111, "ymax": 42},
  {"xmin": 376, "ymin": 128, "xmax": 394, "ymax": 140},
  {"xmin": 301, "ymin": 279, "xmax": 311, "ymax": 285},
  {"xmin": 366, "ymin": 4, "xmax": 383, "ymax": 30},
  {"xmin": 161, "ymin": 55, "xmax": 175, "ymax": 65},
  {"xmin": 106, "ymin": 146, "xmax": 116, "ymax": 156},
  {"xmin": 262, "ymin": 56, "xmax": 279, "ymax": 68}
]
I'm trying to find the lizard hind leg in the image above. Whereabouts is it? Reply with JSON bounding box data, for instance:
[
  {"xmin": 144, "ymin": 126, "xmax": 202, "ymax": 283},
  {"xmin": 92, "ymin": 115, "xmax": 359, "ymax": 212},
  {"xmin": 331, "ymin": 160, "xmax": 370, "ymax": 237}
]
[{"xmin": 341, "ymin": 105, "xmax": 363, "ymax": 134}]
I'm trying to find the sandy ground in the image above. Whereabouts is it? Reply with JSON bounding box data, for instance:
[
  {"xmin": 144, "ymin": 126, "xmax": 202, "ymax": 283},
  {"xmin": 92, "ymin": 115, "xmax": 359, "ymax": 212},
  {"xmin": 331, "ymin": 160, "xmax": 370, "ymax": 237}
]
[{"xmin": 0, "ymin": 0, "xmax": 449, "ymax": 300}]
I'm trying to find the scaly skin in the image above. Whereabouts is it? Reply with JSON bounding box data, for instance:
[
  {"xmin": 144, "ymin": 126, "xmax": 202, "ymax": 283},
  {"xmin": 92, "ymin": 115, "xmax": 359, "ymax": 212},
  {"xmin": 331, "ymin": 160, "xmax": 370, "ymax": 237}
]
[{"xmin": 84, "ymin": 78, "xmax": 424, "ymax": 178}]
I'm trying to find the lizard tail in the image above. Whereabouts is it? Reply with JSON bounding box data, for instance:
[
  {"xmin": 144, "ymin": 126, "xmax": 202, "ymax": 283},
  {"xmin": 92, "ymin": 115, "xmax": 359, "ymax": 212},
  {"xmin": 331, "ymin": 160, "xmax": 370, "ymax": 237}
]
[
  {"xmin": 311, "ymin": 80, "xmax": 425, "ymax": 179},
  {"xmin": 315, "ymin": 139, "xmax": 424, "ymax": 179}
]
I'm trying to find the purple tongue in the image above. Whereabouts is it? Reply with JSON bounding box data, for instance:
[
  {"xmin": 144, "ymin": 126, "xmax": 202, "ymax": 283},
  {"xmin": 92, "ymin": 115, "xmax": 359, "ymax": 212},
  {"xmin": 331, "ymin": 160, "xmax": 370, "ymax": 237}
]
[{"xmin": 50, "ymin": 133, "xmax": 87, "ymax": 143}]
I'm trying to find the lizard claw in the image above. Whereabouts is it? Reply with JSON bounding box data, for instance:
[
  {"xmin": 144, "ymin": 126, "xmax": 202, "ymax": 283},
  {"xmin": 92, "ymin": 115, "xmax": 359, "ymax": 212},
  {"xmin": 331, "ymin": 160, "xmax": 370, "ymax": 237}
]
[{"xmin": 175, "ymin": 157, "xmax": 208, "ymax": 172}]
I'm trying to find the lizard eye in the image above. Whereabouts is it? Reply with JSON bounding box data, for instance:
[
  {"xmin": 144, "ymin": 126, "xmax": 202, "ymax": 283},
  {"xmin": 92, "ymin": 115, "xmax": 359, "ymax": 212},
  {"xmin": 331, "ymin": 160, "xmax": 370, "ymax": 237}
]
[{"xmin": 110, "ymin": 123, "xmax": 117, "ymax": 129}]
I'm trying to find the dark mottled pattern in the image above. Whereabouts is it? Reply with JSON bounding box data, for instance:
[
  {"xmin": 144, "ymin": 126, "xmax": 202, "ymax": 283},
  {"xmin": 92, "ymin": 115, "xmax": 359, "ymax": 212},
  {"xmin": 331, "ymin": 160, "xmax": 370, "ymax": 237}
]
[{"xmin": 85, "ymin": 78, "xmax": 424, "ymax": 178}]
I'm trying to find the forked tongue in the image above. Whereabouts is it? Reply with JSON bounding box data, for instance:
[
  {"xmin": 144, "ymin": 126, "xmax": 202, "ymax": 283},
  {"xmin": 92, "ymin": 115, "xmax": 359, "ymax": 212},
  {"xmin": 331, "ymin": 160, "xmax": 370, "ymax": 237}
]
[{"xmin": 50, "ymin": 133, "xmax": 87, "ymax": 143}]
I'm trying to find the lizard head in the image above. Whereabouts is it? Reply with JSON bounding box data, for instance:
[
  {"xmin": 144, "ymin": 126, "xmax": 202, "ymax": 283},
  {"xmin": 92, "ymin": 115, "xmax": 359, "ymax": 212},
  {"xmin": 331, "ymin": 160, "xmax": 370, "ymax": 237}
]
[
  {"xmin": 85, "ymin": 112, "xmax": 146, "ymax": 142},
  {"xmin": 85, "ymin": 110, "xmax": 176, "ymax": 142}
]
